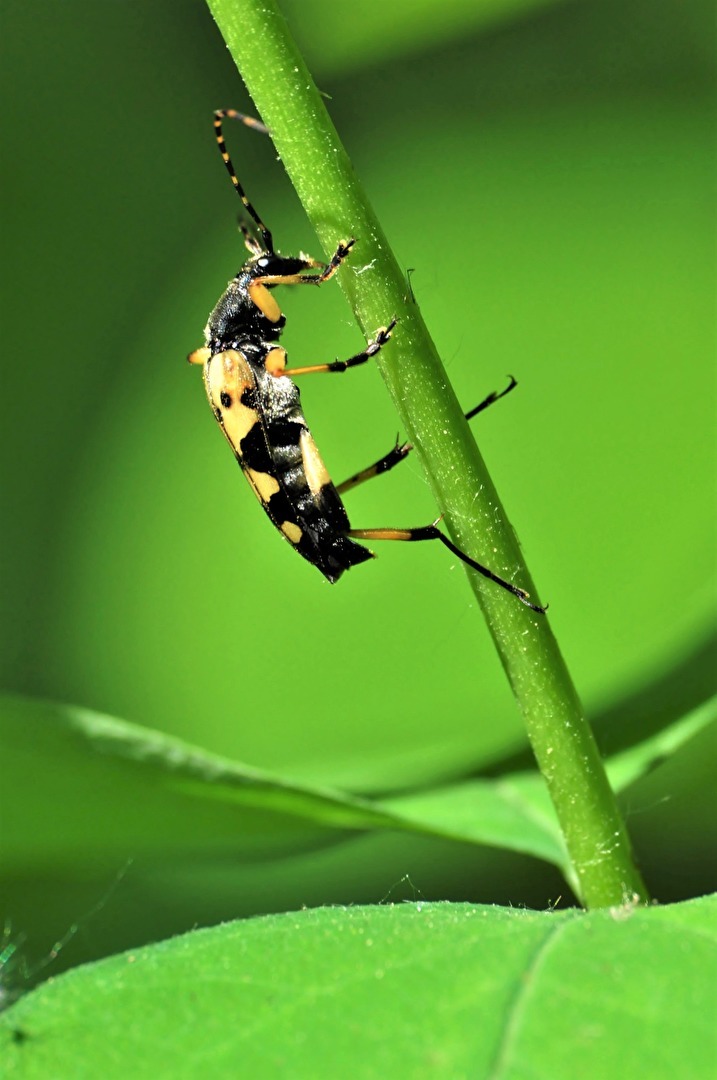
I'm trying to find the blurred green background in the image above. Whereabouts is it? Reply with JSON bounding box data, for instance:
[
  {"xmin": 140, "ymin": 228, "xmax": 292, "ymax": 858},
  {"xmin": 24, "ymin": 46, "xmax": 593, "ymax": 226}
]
[{"xmin": 1, "ymin": 0, "xmax": 714, "ymax": 975}]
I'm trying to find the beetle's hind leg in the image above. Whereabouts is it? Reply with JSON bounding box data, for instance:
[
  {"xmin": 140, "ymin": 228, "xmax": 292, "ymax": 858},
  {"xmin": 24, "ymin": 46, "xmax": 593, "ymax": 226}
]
[
  {"xmin": 336, "ymin": 438, "xmax": 411, "ymax": 495},
  {"xmin": 335, "ymin": 375, "xmax": 518, "ymax": 494},
  {"xmin": 346, "ymin": 523, "xmax": 546, "ymax": 612},
  {"xmin": 338, "ymin": 375, "xmax": 543, "ymax": 611},
  {"xmin": 464, "ymin": 375, "xmax": 517, "ymax": 420}
]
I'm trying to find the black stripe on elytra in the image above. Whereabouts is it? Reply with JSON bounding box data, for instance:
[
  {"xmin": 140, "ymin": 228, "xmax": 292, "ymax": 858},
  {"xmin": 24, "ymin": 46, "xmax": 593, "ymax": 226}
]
[
  {"xmin": 239, "ymin": 421, "xmax": 274, "ymax": 474},
  {"xmin": 266, "ymin": 488, "xmax": 299, "ymax": 527},
  {"xmin": 310, "ymin": 482, "xmax": 351, "ymax": 533},
  {"xmin": 264, "ymin": 417, "xmax": 304, "ymax": 452},
  {"xmin": 289, "ymin": 482, "xmax": 351, "ymax": 543}
]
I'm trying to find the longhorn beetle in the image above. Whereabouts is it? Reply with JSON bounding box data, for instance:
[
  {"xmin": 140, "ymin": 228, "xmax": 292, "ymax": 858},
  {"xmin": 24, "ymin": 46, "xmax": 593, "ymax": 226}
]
[{"xmin": 188, "ymin": 110, "xmax": 545, "ymax": 612}]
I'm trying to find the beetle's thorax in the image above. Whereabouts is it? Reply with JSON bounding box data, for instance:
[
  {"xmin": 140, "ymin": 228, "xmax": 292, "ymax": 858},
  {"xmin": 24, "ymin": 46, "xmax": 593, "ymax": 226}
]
[{"xmin": 204, "ymin": 270, "xmax": 286, "ymax": 353}]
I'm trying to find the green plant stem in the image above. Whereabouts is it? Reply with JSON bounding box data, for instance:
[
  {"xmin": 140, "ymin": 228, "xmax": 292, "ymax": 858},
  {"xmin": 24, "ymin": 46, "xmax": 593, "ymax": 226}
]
[{"xmin": 205, "ymin": 0, "xmax": 649, "ymax": 908}]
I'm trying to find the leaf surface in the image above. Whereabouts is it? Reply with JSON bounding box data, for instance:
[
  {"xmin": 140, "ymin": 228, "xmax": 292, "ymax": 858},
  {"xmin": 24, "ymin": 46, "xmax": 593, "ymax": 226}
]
[{"xmin": 2, "ymin": 897, "xmax": 715, "ymax": 1079}]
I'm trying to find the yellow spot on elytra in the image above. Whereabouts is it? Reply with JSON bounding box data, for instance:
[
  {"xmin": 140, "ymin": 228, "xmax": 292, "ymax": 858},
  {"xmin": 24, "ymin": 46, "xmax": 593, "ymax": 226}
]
[
  {"xmin": 300, "ymin": 429, "xmax": 331, "ymax": 496},
  {"xmin": 246, "ymin": 468, "xmax": 280, "ymax": 503},
  {"xmin": 280, "ymin": 520, "xmax": 302, "ymax": 544},
  {"xmin": 204, "ymin": 350, "xmax": 258, "ymax": 447}
]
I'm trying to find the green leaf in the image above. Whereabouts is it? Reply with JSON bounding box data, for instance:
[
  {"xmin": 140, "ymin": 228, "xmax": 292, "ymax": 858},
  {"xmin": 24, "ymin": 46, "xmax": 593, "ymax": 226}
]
[
  {"xmin": 0, "ymin": 694, "xmax": 400, "ymax": 869},
  {"xmin": 604, "ymin": 695, "xmax": 717, "ymax": 793},
  {"xmin": 3, "ymin": 692, "xmax": 713, "ymax": 886},
  {"xmin": 2, "ymin": 898, "xmax": 715, "ymax": 1078},
  {"xmin": 0, "ymin": 694, "xmax": 563, "ymax": 872}
]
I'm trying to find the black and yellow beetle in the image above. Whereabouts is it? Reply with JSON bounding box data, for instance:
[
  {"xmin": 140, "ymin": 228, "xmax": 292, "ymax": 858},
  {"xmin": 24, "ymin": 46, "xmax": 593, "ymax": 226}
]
[{"xmin": 189, "ymin": 110, "xmax": 545, "ymax": 612}]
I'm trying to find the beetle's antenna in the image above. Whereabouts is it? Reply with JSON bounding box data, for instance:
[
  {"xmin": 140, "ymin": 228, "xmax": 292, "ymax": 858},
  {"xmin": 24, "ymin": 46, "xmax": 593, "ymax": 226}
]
[{"xmin": 213, "ymin": 110, "xmax": 274, "ymax": 253}]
